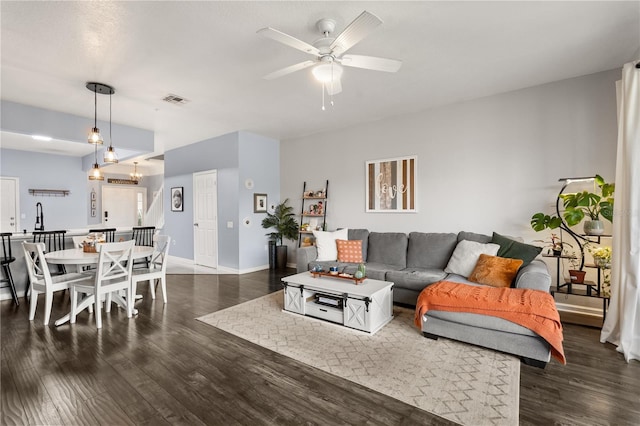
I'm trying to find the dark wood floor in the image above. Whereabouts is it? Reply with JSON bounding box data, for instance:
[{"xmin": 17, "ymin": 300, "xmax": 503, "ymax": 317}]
[{"xmin": 1, "ymin": 269, "xmax": 639, "ymax": 426}]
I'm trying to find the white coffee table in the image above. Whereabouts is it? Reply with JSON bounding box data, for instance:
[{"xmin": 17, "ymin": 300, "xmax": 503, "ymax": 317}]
[{"xmin": 281, "ymin": 272, "xmax": 394, "ymax": 334}]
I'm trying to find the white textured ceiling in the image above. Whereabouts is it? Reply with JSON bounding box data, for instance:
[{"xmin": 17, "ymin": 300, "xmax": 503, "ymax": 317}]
[{"xmin": 1, "ymin": 1, "xmax": 638, "ymax": 160}]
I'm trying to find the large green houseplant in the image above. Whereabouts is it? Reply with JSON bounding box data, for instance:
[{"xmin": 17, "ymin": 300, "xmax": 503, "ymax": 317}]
[
  {"xmin": 261, "ymin": 199, "xmax": 299, "ymax": 269},
  {"xmin": 531, "ymin": 174, "xmax": 614, "ymax": 233}
]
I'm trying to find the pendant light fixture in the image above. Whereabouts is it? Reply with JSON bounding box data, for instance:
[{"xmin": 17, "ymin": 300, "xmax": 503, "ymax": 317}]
[
  {"xmin": 130, "ymin": 162, "xmax": 142, "ymax": 183},
  {"xmin": 103, "ymin": 90, "xmax": 118, "ymax": 163},
  {"xmin": 88, "ymin": 145, "xmax": 104, "ymax": 181},
  {"xmin": 86, "ymin": 82, "xmax": 113, "ymax": 180},
  {"xmin": 86, "ymin": 82, "xmax": 114, "ymax": 144}
]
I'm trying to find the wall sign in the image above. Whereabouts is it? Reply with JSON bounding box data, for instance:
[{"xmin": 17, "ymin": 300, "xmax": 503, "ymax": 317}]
[
  {"xmin": 107, "ymin": 178, "xmax": 139, "ymax": 185},
  {"xmin": 365, "ymin": 155, "xmax": 417, "ymax": 213}
]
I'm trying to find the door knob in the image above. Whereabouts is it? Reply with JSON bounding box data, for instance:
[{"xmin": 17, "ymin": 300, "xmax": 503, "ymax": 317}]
[{"xmin": 194, "ymin": 223, "xmax": 199, "ymax": 227}]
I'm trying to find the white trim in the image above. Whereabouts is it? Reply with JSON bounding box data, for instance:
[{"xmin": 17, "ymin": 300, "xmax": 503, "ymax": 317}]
[{"xmin": 555, "ymin": 302, "xmax": 604, "ymax": 317}]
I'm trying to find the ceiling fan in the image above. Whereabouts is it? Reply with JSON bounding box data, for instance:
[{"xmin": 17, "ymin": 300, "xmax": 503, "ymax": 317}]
[{"xmin": 257, "ymin": 11, "xmax": 402, "ymax": 97}]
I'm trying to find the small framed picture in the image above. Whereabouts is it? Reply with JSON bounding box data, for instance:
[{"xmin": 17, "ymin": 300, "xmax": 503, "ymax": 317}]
[
  {"xmin": 254, "ymin": 193, "xmax": 267, "ymax": 213},
  {"xmin": 91, "ymin": 200, "xmax": 96, "ymax": 209},
  {"xmin": 91, "ymin": 209, "xmax": 96, "ymax": 217},
  {"xmin": 171, "ymin": 187, "xmax": 184, "ymax": 212},
  {"xmin": 91, "ymin": 191, "xmax": 96, "ymax": 201}
]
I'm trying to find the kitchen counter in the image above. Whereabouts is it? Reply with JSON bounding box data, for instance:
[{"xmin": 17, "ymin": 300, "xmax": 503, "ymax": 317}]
[{"xmin": 9, "ymin": 228, "xmax": 132, "ymax": 241}]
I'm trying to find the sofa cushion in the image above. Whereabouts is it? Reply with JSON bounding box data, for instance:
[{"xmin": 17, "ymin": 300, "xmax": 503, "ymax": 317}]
[
  {"xmin": 336, "ymin": 239, "xmax": 364, "ymax": 263},
  {"xmin": 491, "ymin": 232, "xmax": 542, "ymax": 268},
  {"xmin": 348, "ymin": 229, "xmax": 370, "ymax": 260},
  {"xmin": 364, "ymin": 262, "xmax": 405, "ymax": 281},
  {"xmin": 386, "ymin": 268, "xmax": 448, "ymax": 291},
  {"xmin": 407, "ymin": 232, "xmax": 458, "ymax": 269},
  {"xmin": 468, "ymin": 254, "xmax": 523, "ymax": 288},
  {"xmin": 313, "ymin": 228, "xmax": 348, "ymax": 261},
  {"xmin": 444, "ymin": 240, "xmax": 500, "ymax": 278},
  {"xmin": 457, "ymin": 231, "xmax": 492, "ymax": 244},
  {"xmin": 425, "ymin": 310, "xmax": 540, "ymax": 337},
  {"xmin": 366, "ymin": 232, "xmax": 407, "ymax": 267}
]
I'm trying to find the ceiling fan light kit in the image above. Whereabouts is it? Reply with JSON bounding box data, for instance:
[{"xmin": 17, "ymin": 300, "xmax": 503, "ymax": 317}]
[
  {"xmin": 312, "ymin": 61, "xmax": 343, "ymax": 83},
  {"xmin": 258, "ymin": 10, "xmax": 402, "ymax": 109}
]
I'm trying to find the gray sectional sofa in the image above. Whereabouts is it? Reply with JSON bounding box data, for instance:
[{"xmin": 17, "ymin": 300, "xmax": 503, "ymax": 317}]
[{"xmin": 296, "ymin": 229, "xmax": 553, "ymax": 367}]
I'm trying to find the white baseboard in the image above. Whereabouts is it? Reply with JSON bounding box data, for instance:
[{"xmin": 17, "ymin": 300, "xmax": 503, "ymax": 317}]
[
  {"xmin": 167, "ymin": 255, "xmax": 270, "ymax": 275},
  {"xmin": 555, "ymin": 302, "xmax": 604, "ymax": 317}
]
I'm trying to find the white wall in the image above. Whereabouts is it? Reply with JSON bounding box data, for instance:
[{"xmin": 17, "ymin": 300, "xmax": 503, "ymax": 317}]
[{"xmin": 281, "ymin": 68, "xmax": 621, "ymax": 312}]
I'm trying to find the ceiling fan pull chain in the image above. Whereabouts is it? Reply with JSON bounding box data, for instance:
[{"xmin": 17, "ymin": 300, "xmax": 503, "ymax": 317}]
[
  {"xmin": 322, "ymin": 83, "xmax": 326, "ymax": 111},
  {"xmin": 330, "ymin": 64, "xmax": 335, "ymax": 107}
]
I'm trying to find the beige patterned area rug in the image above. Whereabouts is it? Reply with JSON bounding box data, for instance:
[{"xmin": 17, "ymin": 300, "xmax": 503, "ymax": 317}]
[{"xmin": 197, "ymin": 291, "xmax": 519, "ymax": 425}]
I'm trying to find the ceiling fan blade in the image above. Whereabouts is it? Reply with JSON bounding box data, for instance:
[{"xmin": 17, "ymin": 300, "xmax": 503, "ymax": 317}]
[
  {"xmin": 325, "ymin": 79, "xmax": 342, "ymax": 96},
  {"xmin": 263, "ymin": 60, "xmax": 316, "ymax": 80},
  {"xmin": 330, "ymin": 11, "xmax": 383, "ymax": 55},
  {"xmin": 340, "ymin": 54, "xmax": 402, "ymax": 73},
  {"xmin": 257, "ymin": 27, "xmax": 320, "ymax": 56}
]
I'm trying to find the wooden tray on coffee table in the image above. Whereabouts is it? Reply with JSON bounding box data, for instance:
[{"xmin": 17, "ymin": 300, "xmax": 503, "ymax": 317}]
[{"xmin": 309, "ymin": 271, "xmax": 365, "ymax": 285}]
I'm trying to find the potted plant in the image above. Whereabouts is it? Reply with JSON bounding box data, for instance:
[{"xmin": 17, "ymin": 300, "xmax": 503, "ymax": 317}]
[
  {"xmin": 534, "ymin": 233, "xmax": 572, "ymax": 256},
  {"xmin": 563, "ymin": 250, "xmax": 586, "ymax": 284},
  {"xmin": 531, "ymin": 175, "xmax": 614, "ymax": 235},
  {"xmin": 261, "ymin": 199, "xmax": 299, "ymax": 269},
  {"xmin": 561, "ymin": 175, "xmax": 614, "ymax": 235}
]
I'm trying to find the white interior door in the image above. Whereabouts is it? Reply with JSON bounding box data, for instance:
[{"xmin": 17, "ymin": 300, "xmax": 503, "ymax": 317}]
[
  {"xmin": 102, "ymin": 186, "xmax": 146, "ymax": 228},
  {"xmin": 0, "ymin": 178, "xmax": 19, "ymax": 232},
  {"xmin": 193, "ymin": 170, "xmax": 218, "ymax": 268}
]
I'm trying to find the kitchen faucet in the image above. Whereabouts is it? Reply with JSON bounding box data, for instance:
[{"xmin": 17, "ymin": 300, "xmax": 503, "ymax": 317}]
[{"xmin": 34, "ymin": 202, "xmax": 44, "ymax": 231}]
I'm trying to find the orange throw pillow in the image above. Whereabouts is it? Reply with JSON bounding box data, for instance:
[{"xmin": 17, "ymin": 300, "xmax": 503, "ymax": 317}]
[
  {"xmin": 468, "ymin": 254, "xmax": 523, "ymax": 288},
  {"xmin": 336, "ymin": 239, "xmax": 364, "ymax": 263}
]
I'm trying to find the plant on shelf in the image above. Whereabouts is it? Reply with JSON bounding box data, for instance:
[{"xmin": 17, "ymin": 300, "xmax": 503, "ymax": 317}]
[
  {"xmin": 530, "ymin": 174, "xmax": 615, "ymax": 235},
  {"xmin": 261, "ymin": 199, "xmax": 299, "ymax": 269},
  {"xmin": 565, "ymin": 250, "xmax": 586, "ymax": 284},
  {"xmin": 586, "ymin": 244, "xmax": 612, "ymax": 269},
  {"xmin": 561, "ymin": 175, "xmax": 614, "ymax": 235},
  {"xmin": 534, "ymin": 233, "xmax": 572, "ymax": 256},
  {"xmin": 586, "ymin": 243, "xmax": 612, "ymax": 296}
]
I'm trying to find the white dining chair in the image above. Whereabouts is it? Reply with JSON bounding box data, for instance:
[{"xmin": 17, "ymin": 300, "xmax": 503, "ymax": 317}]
[
  {"xmin": 22, "ymin": 242, "xmax": 92, "ymax": 325},
  {"xmin": 70, "ymin": 240, "xmax": 135, "ymax": 329},
  {"xmin": 131, "ymin": 235, "xmax": 171, "ymax": 311}
]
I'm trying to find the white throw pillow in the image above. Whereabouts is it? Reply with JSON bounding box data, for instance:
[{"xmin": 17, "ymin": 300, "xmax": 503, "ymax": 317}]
[
  {"xmin": 313, "ymin": 228, "xmax": 349, "ymax": 261},
  {"xmin": 444, "ymin": 240, "xmax": 500, "ymax": 278}
]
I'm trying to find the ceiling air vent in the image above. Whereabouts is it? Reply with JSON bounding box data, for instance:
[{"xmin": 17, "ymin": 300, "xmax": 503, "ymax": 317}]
[{"xmin": 162, "ymin": 94, "xmax": 190, "ymax": 105}]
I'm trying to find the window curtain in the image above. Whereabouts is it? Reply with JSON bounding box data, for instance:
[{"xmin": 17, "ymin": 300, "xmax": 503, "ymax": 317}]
[{"xmin": 600, "ymin": 60, "xmax": 640, "ymax": 362}]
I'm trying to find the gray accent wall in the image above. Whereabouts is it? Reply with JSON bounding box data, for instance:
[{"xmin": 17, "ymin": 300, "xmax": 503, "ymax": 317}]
[
  {"xmin": 238, "ymin": 131, "xmax": 280, "ymax": 271},
  {"xmin": 163, "ymin": 131, "xmax": 279, "ymax": 271}
]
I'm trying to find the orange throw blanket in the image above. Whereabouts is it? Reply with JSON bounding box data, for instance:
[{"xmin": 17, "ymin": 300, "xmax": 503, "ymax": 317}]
[{"xmin": 414, "ymin": 281, "xmax": 566, "ymax": 364}]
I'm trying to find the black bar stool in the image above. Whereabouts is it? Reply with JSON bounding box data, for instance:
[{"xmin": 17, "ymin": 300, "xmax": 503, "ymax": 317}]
[
  {"xmin": 131, "ymin": 226, "xmax": 155, "ymax": 268},
  {"xmin": 32, "ymin": 230, "xmax": 67, "ymax": 252},
  {"xmin": 131, "ymin": 226, "xmax": 155, "ymax": 247},
  {"xmin": 31, "ymin": 230, "xmax": 67, "ymax": 285},
  {"xmin": 1, "ymin": 233, "xmax": 19, "ymax": 305},
  {"xmin": 88, "ymin": 228, "xmax": 117, "ymax": 242}
]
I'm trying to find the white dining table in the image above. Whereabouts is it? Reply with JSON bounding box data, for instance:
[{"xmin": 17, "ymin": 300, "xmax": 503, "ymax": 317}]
[{"xmin": 45, "ymin": 246, "xmax": 154, "ymax": 326}]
